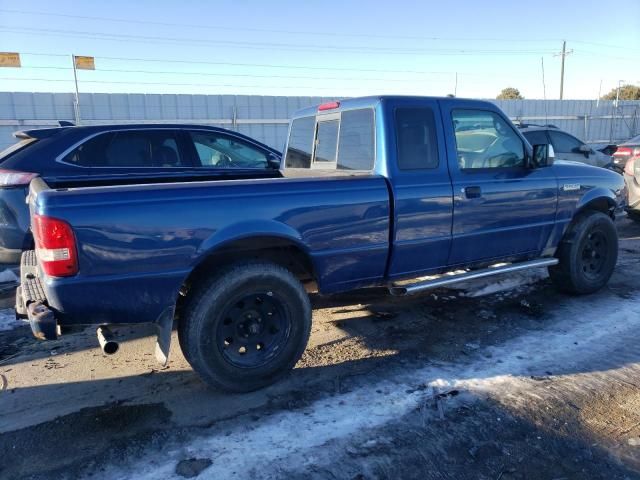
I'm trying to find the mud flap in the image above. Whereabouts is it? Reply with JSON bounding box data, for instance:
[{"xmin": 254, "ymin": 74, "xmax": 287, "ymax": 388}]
[{"xmin": 154, "ymin": 306, "xmax": 175, "ymax": 366}]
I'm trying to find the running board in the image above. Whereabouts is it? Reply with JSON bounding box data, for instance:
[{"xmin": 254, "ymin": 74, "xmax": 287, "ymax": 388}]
[{"xmin": 388, "ymin": 258, "xmax": 559, "ymax": 296}]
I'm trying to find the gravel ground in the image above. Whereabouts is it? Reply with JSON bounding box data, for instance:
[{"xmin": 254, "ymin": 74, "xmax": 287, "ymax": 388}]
[{"xmin": 1, "ymin": 217, "xmax": 639, "ymax": 480}]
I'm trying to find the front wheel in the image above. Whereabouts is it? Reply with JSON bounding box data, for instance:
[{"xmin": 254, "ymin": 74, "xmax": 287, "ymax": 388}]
[
  {"xmin": 179, "ymin": 261, "xmax": 312, "ymax": 392},
  {"xmin": 549, "ymin": 211, "xmax": 618, "ymax": 294}
]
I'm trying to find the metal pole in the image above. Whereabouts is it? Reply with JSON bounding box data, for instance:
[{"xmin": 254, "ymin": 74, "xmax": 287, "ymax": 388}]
[
  {"xmin": 615, "ymin": 80, "xmax": 622, "ymax": 108},
  {"xmin": 559, "ymin": 40, "xmax": 566, "ymax": 100},
  {"xmin": 454, "ymin": 72, "xmax": 458, "ymax": 96},
  {"xmin": 71, "ymin": 54, "xmax": 81, "ymax": 124}
]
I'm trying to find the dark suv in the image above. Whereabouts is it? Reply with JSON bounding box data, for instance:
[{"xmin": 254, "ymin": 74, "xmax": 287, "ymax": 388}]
[
  {"xmin": 518, "ymin": 124, "xmax": 612, "ymax": 169},
  {"xmin": 0, "ymin": 124, "xmax": 281, "ymax": 274}
]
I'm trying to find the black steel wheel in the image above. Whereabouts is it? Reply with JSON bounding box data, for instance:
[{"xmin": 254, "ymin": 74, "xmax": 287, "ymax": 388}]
[
  {"xmin": 579, "ymin": 230, "xmax": 608, "ymax": 281},
  {"xmin": 217, "ymin": 293, "xmax": 291, "ymax": 369},
  {"xmin": 549, "ymin": 211, "xmax": 618, "ymax": 294},
  {"xmin": 179, "ymin": 261, "xmax": 311, "ymax": 392}
]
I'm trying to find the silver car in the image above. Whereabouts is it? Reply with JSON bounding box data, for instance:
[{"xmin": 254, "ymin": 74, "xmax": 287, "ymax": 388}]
[
  {"xmin": 615, "ymin": 135, "xmax": 640, "ymax": 221},
  {"xmin": 520, "ymin": 125, "xmax": 612, "ymax": 168}
]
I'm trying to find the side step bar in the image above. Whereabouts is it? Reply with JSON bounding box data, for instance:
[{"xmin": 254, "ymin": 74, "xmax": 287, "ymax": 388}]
[{"xmin": 388, "ymin": 258, "xmax": 559, "ymax": 296}]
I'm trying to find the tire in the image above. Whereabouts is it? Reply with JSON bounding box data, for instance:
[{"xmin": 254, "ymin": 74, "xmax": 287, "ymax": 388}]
[
  {"xmin": 178, "ymin": 261, "xmax": 311, "ymax": 392},
  {"xmin": 628, "ymin": 211, "xmax": 640, "ymax": 223},
  {"xmin": 549, "ymin": 211, "xmax": 618, "ymax": 295}
]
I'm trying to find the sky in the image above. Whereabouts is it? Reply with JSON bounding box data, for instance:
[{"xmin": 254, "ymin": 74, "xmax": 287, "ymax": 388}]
[{"xmin": 0, "ymin": 0, "xmax": 639, "ymax": 100}]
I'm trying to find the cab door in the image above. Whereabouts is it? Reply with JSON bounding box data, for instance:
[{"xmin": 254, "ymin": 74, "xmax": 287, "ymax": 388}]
[
  {"xmin": 440, "ymin": 100, "xmax": 558, "ymax": 266},
  {"xmin": 385, "ymin": 98, "xmax": 453, "ymax": 279}
]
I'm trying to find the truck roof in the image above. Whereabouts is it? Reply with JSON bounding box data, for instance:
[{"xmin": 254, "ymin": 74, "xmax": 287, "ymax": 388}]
[{"xmin": 292, "ymin": 95, "xmax": 497, "ymax": 118}]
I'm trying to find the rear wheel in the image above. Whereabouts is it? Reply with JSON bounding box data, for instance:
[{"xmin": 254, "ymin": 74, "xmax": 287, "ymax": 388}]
[
  {"xmin": 178, "ymin": 261, "xmax": 311, "ymax": 392},
  {"xmin": 549, "ymin": 211, "xmax": 618, "ymax": 294}
]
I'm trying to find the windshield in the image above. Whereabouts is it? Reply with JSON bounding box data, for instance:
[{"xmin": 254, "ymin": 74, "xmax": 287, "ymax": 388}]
[{"xmin": 0, "ymin": 138, "xmax": 37, "ymax": 163}]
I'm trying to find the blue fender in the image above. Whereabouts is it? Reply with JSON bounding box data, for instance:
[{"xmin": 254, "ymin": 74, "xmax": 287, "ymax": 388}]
[{"xmin": 575, "ymin": 187, "xmax": 616, "ymax": 213}]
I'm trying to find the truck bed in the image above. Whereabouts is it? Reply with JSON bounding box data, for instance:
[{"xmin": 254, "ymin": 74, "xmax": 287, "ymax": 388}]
[{"xmin": 29, "ymin": 174, "xmax": 391, "ymax": 326}]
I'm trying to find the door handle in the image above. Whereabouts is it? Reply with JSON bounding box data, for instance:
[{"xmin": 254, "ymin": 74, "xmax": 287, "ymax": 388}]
[{"xmin": 462, "ymin": 186, "xmax": 482, "ymax": 199}]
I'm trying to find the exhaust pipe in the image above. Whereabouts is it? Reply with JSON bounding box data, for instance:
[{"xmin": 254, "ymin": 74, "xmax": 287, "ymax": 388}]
[{"xmin": 97, "ymin": 326, "xmax": 119, "ymax": 355}]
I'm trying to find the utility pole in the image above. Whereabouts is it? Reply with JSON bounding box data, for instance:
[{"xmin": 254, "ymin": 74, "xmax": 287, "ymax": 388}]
[
  {"xmin": 554, "ymin": 40, "xmax": 573, "ymax": 100},
  {"xmin": 71, "ymin": 54, "xmax": 81, "ymax": 124}
]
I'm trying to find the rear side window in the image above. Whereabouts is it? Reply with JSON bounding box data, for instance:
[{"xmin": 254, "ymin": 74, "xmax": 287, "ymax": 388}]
[
  {"xmin": 522, "ymin": 130, "xmax": 549, "ymax": 147},
  {"xmin": 285, "ymin": 116, "xmax": 315, "ymax": 168},
  {"xmin": 62, "ymin": 132, "xmax": 112, "ymax": 166},
  {"xmin": 285, "ymin": 108, "xmax": 375, "ymax": 170},
  {"xmin": 63, "ymin": 130, "xmax": 185, "ymax": 167},
  {"xmin": 395, "ymin": 107, "xmax": 439, "ymax": 170},
  {"xmin": 548, "ymin": 131, "xmax": 582, "ymax": 153}
]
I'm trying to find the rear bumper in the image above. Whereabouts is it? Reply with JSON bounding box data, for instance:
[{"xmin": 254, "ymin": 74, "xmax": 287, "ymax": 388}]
[{"xmin": 15, "ymin": 250, "xmax": 58, "ymax": 340}]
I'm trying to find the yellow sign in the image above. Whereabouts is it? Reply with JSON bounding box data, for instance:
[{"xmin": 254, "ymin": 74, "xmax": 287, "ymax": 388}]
[
  {"xmin": 74, "ymin": 55, "xmax": 95, "ymax": 70},
  {"xmin": 0, "ymin": 52, "xmax": 21, "ymax": 68}
]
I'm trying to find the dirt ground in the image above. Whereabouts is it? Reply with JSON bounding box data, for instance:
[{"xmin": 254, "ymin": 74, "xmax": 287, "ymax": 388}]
[{"xmin": 1, "ymin": 217, "xmax": 640, "ymax": 480}]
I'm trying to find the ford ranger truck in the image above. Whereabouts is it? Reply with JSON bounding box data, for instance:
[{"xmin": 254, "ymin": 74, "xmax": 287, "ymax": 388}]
[{"xmin": 16, "ymin": 96, "xmax": 626, "ymax": 392}]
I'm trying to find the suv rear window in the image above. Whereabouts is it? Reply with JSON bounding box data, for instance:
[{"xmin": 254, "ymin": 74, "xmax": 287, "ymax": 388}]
[
  {"xmin": 284, "ymin": 108, "xmax": 375, "ymax": 171},
  {"xmin": 0, "ymin": 138, "xmax": 37, "ymax": 162}
]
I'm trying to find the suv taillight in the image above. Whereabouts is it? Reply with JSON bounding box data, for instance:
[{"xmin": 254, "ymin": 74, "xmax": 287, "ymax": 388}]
[
  {"xmin": 33, "ymin": 214, "xmax": 78, "ymax": 277},
  {"xmin": 0, "ymin": 169, "xmax": 37, "ymax": 187}
]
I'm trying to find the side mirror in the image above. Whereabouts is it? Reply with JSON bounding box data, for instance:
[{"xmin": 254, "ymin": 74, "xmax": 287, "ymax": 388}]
[
  {"xmin": 532, "ymin": 144, "xmax": 555, "ymax": 167},
  {"xmin": 267, "ymin": 152, "xmax": 281, "ymax": 169},
  {"xmin": 578, "ymin": 144, "xmax": 591, "ymax": 156}
]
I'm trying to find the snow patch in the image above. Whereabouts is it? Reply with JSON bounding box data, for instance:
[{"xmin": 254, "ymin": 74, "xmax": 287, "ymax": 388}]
[
  {"xmin": 0, "ymin": 308, "xmax": 22, "ymax": 332},
  {"xmin": 0, "ymin": 268, "xmax": 18, "ymax": 284},
  {"xmin": 454, "ymin": 269, "xmax": 548, "ymax": 297},
  {"xmin": 99, "ymin": 292, "xmax": 640, "ymax": 480}
]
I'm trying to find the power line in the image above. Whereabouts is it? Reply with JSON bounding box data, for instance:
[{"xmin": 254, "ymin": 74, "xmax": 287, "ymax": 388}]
[
  {"xmin": 20, "ymin": 66, "xmax": 443, "ymax": 83},
  {"xmin": 20, "ymin": 65, "xmax": 532, "ymax": 82},
  {"xmin": 16, "ymin": 52, "xmax": 536, "ymax": 78},
  {"xmin": 0, "ymin": 76, "xmax": 355, "ymax": 92},
  {"xmin": 0, "ymin": 8, "xmax": 564, "ymax": 44},
  {"xmin": 0, "ymin": 26, "xmax": 558, "ymax": 56}
]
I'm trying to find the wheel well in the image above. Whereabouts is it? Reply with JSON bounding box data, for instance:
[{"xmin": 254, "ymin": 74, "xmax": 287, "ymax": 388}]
[
  {"xmin": 578, "ymin": 197, "xmax": 615, "ymax": 218},
  {"xmin": 176, "ymin": 237, "xmax": 316, "ymax": 312}
]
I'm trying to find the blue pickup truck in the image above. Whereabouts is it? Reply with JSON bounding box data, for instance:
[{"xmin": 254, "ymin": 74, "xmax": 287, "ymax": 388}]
[{"xmin": 16, "ymin": 96, "xmax": 626, "ymax": 391}]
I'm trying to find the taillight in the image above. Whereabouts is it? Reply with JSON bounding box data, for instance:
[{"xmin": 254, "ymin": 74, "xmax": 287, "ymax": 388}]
[
  {"xmin": 32, "ymin": 214, "xmax": 78, "ymax": 277},
  {"xmin": 0, "ymin": 169, "xmax": 37, "ymax": 187}
]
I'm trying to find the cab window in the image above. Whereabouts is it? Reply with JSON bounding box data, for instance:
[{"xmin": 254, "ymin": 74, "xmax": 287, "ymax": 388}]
[{"xmin": 452, "ymin": 110, "xmax": 524, "ymax": 170}]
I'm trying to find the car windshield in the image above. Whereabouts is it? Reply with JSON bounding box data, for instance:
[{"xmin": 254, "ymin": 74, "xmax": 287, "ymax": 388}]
[
  {"xmin": 627, "ymin": 134, "xmax": 640, "ymax": 144},
  {"xmin": 0, "ymin": 138, "xmax": 37, "ymax": 162}
]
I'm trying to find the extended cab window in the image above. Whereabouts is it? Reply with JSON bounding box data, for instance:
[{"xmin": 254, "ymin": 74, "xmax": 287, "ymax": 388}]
[
  {"xmin": 189, "ymin": 131, "xmax": 269, "ymax": 168},
  {"xmin": 452, "ymin": 110, "xmax": 524, "ymax": 170},
  {"xmin": 395, "ymin": 107, "xmax": 439, "ymax": 169},
  {"xmin": 285, "ymin": 108, "xmax": 375, "ymax": 171},
  {"xmin": 338, "ymin": 109, "xmax": 375, "ymax": 170},
  {"xmin": 63, "ymin": 130, "xmax": 185, "ymax": 167}
]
